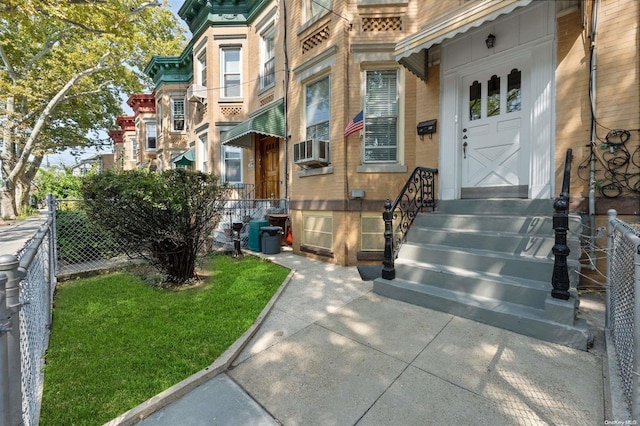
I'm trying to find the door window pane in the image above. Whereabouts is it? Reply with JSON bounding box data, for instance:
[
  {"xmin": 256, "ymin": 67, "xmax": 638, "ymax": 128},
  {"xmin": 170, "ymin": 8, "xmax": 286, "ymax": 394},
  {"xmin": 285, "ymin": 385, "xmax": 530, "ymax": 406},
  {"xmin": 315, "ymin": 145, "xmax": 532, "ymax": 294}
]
[
  {"xmin": 469, "ymin": 81, "xmax": 481, "ymax": 121},
  {"xmin": 507, "ymin": 69, "xmax": 522, "ymax": 113},
  {"xmin": 487, "ymin": 75, "xmax": 500, "ymax": 117}
]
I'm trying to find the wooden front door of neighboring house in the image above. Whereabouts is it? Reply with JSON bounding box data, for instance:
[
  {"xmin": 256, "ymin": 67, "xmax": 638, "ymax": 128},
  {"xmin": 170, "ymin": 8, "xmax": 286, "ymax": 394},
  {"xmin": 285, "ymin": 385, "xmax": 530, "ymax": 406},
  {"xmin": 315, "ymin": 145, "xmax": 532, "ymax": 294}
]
[
  {"xmin": 258, "ymin": 136, "xmax": 280, "ymax": 199},
  {"xmin": 460, "ymin": 59, "xmax": 531, "ymax": 198}
]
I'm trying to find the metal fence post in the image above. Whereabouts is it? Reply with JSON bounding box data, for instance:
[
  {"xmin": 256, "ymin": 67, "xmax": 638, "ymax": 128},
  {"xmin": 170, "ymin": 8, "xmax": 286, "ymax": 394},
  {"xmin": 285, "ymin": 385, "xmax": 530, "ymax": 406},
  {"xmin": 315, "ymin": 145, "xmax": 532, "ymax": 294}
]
[
  {"xmin": 0, "ymin": 271, "xmax": 11, "ymax": 426},
  {"xmin": 605, "ymin": 209, "xmax": 617, "ymax": 329},
  {"xmin": 632, "ymin": 230, "xmax": 640, "ymax": 420},
  {"xmin": 48, "ymin": 193, "xmax": 57, "ymax": 284},
  {"xmin": 0, "ymin": 255, "xmax": 23, "ymax": 426}
]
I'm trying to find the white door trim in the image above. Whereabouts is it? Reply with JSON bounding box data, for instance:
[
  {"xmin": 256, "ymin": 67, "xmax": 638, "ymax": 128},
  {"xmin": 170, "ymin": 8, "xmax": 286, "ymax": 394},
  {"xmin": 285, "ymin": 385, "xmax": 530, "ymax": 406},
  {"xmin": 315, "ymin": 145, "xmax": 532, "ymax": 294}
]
[{"xmin": 439, "ymin": 16, "xmax": 555, "ymax": 200}]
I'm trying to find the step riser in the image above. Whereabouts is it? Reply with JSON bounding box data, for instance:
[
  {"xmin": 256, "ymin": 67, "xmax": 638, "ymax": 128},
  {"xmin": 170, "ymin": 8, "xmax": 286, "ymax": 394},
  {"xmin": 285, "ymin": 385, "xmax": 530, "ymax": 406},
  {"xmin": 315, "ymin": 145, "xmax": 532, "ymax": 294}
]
[
  {"xmin": 393, "ymin": 264, "xmax": 549, "ymax": 308},
  {"xmin": 398, "ymin": 244, "xmax": 580, "ymax": 286},
  {"xmin": 436, "ymin": 199, "xmax": 555, "ymax": 215},
  {"xmin": 373, "ymin": 279, "xmax": 591, "ymax": 350},
  {"xmin": 406, "ymin": 229, "xmax": 580, "ymax": 260},
  {"xmin": 413, "ymin": 214, "xmax": 583, "ymax": 236}
]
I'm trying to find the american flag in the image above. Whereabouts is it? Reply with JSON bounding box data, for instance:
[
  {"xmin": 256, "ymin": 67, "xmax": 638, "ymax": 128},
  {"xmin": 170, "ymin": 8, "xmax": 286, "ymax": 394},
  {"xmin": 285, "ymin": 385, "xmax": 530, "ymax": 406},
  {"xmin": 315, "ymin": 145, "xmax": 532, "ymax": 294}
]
[{"xmin": 344, "ymin": 110, "xmax": 363, "ymax": 137}]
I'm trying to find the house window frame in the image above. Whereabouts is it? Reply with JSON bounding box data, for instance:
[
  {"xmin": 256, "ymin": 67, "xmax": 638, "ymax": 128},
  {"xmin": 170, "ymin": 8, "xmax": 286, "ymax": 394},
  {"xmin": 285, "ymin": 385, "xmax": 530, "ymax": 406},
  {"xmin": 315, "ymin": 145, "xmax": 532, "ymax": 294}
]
[
  {"xmin": 171, "ymin": 98, "xmax": 185, "ymax": 132},
  {"xmin": 220, "ymin": 46, "xmax": 242, "ymax": 100},
  {"xmin": 145, "ymin": 121, "xmax": 157, "ymax": 151},
  {"xmin": 356, "ymin": 66, "xmax": 408, "ymax": 173},
  {"xmin": 130, "ymin": 137, "xmax": 138, "ymax": 163},
  {"xmin": 360, "ymin": 213, "xmax": 385, "ymax": 252},
  {"xmin": 304, "ymin": 74, "xmax": 331, "ymax": 143},
  {"xmin": 301, "ymin": 211, "xmax": 333, "ymax": 251},
  {"xmin": 197, "ymin": 49, "xmax": 207, "ymax": 87},
  {"xmin": 260, "ymin": 25, "xmax": 276, "ymax": 90},
  {"xmin": 220, "ymin": 142, "xmax": 243, "ymax": 184},
  {"xmin": 362, "ymin": 68, "xmax": 400, "ymax": 164},
  {"xmin": 197, "ymin": 132, "xmax": 208, "ymax": 173},
  {"xmin": 156, "ymin": 101, "xmax": 163, "ymax": 134}
]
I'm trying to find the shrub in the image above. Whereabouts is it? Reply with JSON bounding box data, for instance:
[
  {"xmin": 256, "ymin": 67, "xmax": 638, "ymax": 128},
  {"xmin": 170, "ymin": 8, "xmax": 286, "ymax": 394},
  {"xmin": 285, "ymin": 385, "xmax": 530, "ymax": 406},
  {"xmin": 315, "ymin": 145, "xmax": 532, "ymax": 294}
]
[{"xmin": 81, "ymin": 169, "xmax": 229, "ymax": 284}]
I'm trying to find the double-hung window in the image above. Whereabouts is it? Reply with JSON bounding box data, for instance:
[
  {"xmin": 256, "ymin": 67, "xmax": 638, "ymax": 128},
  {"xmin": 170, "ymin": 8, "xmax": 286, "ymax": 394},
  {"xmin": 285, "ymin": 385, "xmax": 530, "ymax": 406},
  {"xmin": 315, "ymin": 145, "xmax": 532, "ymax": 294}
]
[
  {"xmin": 171, "ymin": 98, "xmax": 185, "ymax": 132},
  {"xmin": 130, "ymin": 137, "xmax": 138, "ymax": 162},
  {"xmin": 156, "ymin": 102, "xmax": 163, "ymax": 133},
  {"xmin": 198, "ymin": 133, "xmax": 208, "ymax": 173},
  {"xmin": 260, "ymin": 27, "xmax": 275, "ymax": 89},
  {"xmin": 305, "ymin": 75, "xmax": 330, "ymax": 142},
  {"xmin": 197, "ymin": 50, "xmax": 207, "ymax": 87},
  {"xmin": 146, "ymin": 122, "xmax": 157, "ymax": 150},
  {"xmin": 222, "ymin": 145, "xmax": 242, "ymax": 183},
  {"xmin": 363, "ymin": 70, "xmax": 398, "ymax": 163},
  {"xmin": 221, "ymin": 47, "xmax": 241, "ymax": 99}
]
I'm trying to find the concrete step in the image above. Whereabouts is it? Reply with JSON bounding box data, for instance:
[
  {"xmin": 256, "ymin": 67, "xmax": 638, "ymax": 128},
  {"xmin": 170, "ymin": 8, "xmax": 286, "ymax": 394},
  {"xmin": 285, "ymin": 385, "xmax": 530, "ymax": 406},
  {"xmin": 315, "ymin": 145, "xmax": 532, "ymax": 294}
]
[
  {"xmin": 393, "ymin": 257, "xmax": 550, "ymax": 308},
  {"xmin": 413, "ymin": 213, "xmax": 583, "ymax": 236},
  {"xmin": 373, "ymin": 277, "xmax": 593, "ymax": 350},
  {"xmin": 397, "ymin": 242, "xmax": 580, "ymax": 287},
  {"xmin": 436, "ymin": 199, "xmax": 555, "ymax": 215},
  {"xmin": 405, "ymin": 227, "xmax": 580, "ymax": 260}
]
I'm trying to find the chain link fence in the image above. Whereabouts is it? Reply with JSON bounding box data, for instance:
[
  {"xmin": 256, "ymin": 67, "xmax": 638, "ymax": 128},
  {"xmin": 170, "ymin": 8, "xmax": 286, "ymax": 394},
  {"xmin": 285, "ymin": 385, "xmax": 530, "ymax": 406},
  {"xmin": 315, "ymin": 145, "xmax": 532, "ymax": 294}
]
[
  {"xmin": 0, "ymin": 201, "xmax": 56, "ymax": 426},
  {"xmin": 55, "ymin": 199, "xmax": 127, "ymax": 276},
  {"xmin": 606, "ymin": 210, "xmax": 640, "ymax": 420}
]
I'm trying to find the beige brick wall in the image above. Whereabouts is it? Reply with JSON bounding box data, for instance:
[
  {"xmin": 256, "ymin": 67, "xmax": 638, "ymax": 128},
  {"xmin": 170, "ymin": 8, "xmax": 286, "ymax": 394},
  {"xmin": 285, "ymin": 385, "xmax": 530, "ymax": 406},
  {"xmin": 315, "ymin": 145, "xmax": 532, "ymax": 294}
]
[
  {"xmin": 555, "ymin": 1, "xmax": 639, "ymax": 216},
  {"xmin": 288, "ymin": 0, "xmax": 639, "ymax": 266}
]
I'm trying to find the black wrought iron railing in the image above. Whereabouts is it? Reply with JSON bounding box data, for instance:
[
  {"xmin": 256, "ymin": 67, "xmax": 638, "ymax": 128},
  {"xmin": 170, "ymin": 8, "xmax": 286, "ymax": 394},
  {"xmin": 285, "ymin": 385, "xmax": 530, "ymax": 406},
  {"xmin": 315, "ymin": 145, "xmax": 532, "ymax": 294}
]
[
  {"xmin": 551, "ymin": 148, "xmax": 573, "ymax": 300},
  {"xmin": 382, "ymin": 167, "xmax": 438, "ymax": 280}
]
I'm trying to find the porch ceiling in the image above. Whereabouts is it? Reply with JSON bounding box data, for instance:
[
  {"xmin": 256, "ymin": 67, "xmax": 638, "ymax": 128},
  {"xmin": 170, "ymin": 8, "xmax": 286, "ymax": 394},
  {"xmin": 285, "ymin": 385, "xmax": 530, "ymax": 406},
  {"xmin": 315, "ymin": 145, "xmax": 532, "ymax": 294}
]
[{"xmin": 395, "ymin": 0, "xmax": 533, "ymax": 80}]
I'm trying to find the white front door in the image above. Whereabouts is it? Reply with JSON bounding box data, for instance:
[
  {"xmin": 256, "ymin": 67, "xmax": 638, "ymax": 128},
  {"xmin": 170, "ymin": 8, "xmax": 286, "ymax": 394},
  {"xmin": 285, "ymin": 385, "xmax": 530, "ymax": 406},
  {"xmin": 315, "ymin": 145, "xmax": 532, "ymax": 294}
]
[{"xmin": 460, "ymin": 61, "xmax": 530, "ymax": 198}]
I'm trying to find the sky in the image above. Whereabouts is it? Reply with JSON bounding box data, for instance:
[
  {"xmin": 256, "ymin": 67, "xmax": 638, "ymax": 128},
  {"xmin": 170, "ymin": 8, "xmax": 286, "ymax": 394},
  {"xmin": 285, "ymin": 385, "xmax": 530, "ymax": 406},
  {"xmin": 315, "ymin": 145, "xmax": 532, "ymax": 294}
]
[{"xmin": 45, "ymin": 1, "xmax": 187, "ymax": 168}]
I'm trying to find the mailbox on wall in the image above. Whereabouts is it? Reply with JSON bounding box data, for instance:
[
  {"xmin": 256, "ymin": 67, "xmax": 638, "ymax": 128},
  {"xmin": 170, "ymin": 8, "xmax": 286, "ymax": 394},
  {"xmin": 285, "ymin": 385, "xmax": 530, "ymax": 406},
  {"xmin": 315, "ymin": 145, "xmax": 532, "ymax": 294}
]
[{"xmin": 417, "ymin": 119, "xmax": 437, "ymax": 137}]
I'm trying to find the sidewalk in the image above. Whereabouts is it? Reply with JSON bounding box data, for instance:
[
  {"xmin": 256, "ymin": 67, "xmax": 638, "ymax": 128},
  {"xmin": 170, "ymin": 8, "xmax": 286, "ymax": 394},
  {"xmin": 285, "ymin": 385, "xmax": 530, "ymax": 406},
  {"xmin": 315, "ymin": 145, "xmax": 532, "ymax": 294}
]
[
  {"xmin": 0, "ymin": 213, "xmax": 49, "ymax": 256},
  {"xmin": 113, "ymin": 248, "xmax": 609, "ymax": 426}
]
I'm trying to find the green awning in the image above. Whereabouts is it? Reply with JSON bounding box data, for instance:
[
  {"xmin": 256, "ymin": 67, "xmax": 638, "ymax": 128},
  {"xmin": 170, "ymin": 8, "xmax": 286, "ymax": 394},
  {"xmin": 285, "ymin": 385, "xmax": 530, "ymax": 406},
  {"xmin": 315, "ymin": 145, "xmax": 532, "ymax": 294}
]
[
  {"xmin": 221, "ymin": 99, "xmax": 284, "ymax": 148},
  {"xmin": 170, "ymin": 148, "xmax": 195, "ymax": 166}
]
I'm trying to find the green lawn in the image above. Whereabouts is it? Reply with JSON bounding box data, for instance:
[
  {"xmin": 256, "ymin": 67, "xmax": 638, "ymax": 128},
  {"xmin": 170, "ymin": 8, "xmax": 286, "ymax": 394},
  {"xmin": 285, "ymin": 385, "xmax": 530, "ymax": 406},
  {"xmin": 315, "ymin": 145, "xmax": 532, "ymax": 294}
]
[{"xmin": 40, "ymin": 255, "xmax": 289, "ymax": 426}]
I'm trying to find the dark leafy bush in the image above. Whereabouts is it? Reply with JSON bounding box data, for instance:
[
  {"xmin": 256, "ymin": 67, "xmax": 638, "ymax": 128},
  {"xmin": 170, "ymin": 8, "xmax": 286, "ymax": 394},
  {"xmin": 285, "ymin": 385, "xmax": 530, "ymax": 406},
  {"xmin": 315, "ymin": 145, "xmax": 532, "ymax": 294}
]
[{"xmin": 81, "ymin": 169, "xmax": 229, "ymax": 285}]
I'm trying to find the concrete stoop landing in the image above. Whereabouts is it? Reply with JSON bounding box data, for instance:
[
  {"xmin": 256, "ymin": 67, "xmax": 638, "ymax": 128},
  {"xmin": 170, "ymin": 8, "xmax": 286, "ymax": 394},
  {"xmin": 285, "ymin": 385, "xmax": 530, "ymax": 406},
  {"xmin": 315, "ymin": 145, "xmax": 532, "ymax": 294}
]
[{"xmin": 373, "ymin": 199, "xmax": 594, "ymax": 350}]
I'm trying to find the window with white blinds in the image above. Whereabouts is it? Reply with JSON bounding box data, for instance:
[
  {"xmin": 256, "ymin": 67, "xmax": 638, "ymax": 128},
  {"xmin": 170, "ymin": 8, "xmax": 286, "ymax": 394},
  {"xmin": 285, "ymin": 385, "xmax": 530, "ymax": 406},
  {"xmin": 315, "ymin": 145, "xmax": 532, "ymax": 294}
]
[{"xmin": 364, "ymin": 70, "xmax": 398, "ymax": 163}]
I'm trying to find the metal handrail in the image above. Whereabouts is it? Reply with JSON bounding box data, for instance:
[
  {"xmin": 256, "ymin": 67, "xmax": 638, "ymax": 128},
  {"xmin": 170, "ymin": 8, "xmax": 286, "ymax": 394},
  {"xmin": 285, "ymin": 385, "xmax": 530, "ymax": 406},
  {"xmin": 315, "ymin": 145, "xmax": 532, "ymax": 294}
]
[{"xmin": 382, "ymin": 167, "xmax": 438, "ymax": 280}]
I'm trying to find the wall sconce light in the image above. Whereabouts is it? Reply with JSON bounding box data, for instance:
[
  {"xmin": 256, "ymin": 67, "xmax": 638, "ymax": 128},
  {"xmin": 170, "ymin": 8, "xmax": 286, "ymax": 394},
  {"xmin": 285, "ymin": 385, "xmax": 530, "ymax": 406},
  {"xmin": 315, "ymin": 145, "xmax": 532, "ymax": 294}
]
[{"xmin": 485, "ymin": 33, "xmax": 496, "ymax": 49}]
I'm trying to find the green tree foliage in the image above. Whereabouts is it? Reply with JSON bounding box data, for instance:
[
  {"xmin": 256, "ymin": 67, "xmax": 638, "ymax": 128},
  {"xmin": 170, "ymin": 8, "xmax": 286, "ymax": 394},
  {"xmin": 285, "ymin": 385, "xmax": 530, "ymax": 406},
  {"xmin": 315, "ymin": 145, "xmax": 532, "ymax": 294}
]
[
  {"xmin": 32, "ymin": 167, "xmax": 84, "ymax": 202},
  {"xmin": 0, "ymin": 0, "xmax": 186, "ymax": 218},
  {"xmin": 81, "ymin": 169, "xmax": 231, "ymax": 285}
]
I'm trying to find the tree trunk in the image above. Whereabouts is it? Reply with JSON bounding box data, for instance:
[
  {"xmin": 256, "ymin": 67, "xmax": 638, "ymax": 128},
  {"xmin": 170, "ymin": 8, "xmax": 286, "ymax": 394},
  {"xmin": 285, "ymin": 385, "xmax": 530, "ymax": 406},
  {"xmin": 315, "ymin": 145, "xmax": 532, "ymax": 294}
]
[
  {"xmin": 16, "ymin": 154, "xmax": 43, "ymax": 213},
  {"xmin": 1, "ymin": 184, "xmax": 17, "ymax": 220}
]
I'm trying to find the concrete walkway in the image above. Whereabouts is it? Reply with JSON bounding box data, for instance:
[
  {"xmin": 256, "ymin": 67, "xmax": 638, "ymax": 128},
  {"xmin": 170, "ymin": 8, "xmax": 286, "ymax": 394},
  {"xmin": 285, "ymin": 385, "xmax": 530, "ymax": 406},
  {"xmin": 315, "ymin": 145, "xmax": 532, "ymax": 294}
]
[
  {"xmin": 0, "ymin": 213, "xmax": 49, "ymax": 256},
  {"xmin": 111, "ymin": 248, "xmax": 611, "ymax": 426}
]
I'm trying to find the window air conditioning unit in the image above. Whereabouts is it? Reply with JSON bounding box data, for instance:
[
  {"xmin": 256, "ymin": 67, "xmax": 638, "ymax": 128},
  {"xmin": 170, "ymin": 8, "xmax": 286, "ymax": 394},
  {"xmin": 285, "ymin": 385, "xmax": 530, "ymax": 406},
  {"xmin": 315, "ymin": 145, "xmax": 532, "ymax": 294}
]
[
  {"xmin": 293, "ymin": 139, "xmax": 330, "ymax": 167},
  {"xmin": 187, "ymin": 84, "xmax": 207, "ymax": 103}
]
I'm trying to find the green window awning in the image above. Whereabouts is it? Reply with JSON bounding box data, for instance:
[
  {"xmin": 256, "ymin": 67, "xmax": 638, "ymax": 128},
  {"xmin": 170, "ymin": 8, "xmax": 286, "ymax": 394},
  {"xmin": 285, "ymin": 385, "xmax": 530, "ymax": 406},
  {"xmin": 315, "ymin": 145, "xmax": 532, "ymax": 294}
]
[
  {"xmin": 221, "ymin": 99, "xmax": 284, "ymax": 148},
  {"xmin": 170, "ymin": 148, "xmax": 195, "ymax": 166}
]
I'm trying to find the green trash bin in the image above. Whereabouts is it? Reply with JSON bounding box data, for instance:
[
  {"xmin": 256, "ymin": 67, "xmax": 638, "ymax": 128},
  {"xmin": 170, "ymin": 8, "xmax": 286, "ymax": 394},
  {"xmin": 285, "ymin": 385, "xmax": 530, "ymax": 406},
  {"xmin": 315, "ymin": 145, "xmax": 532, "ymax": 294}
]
[
  {"xmin": 248, "ymin": 220, "xmax": 269, "ymax": 251},
  {"xmin": 260, "ymin": 226, "xmax": 282, "ymax": 254}
]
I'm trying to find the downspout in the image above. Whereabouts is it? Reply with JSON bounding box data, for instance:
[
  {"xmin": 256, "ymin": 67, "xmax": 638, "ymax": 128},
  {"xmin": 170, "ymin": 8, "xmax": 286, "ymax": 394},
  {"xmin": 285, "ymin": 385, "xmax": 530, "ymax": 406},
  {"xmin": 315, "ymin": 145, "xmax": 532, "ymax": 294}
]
[
  {"xmin": 588, "ymin": 0, "xmax": 599, "ymax": 267},
  {"xmin": 344, "ymin": 12, "xmax": 351, "ymax": 264},
  {"xmin": 282, "ymin": 0, "xmax": 289, "ymax": 202}
]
